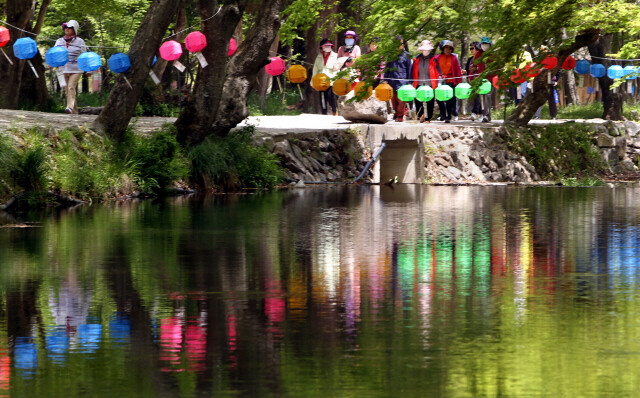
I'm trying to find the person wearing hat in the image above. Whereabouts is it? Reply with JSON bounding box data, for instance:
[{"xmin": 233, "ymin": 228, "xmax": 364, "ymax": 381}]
[
  {"xmin": 434, "ymin": 40, "xmax": 462, "ymax": 123},
  {"xmin": 383, "ymin": 35, "xmax": 413, "ymax": 122},
  {"xmin": 411, "ymin": 40, "xmax": 439, "ymax": 122},
  {"xmin": 54, "ymin": 20, "xmax": 87, "ymax": 114},
  {"xmin": 338, "ymin": 30, "xmax": 361, "ymax": 59},
  {"xmin": 313, "ymin": 38, "xmax": 340, "ymax": 115},
  {"xmin": 464, "ymin": 42, "xmax": 482, "ymax": 120},
  {"xmin": 471, "ymin": 37, "xmax": 495, "ymax": 122}
]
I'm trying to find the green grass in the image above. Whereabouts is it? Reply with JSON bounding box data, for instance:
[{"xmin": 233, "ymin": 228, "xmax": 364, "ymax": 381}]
[
  {"xmin": 559, "ymin": 176, "xmax": 607, "ymax": 187},
  {"xmin": 247, "ymin": 90, "xmax": 303, "ymax": 116}
]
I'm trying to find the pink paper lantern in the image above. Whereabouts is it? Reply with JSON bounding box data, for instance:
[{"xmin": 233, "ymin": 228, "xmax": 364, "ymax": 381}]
[
  {"xmin": 265, "ymin": 57, "xmax": 286, "ymax": 76},
  {"xmin": 185, "ymin": 31, "xmax": 207, "ymax": 53},
  {"xmin": 159, "ymin": 40, "xmax": 183, "ymax": 61},
  {"xmin": 228, "ymin": 38, "xmax": 237, "ymax": 56}
]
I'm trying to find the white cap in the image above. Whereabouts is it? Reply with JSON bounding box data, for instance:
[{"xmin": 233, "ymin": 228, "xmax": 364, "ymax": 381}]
[{"xmin": 63, "ymin": 20, "xmax": 80, "ymax": 34}]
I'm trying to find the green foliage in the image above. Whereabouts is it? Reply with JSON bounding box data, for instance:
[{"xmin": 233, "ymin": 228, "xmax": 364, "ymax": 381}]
[
  {"xmin": 560, "ymin": 176, "xmax": 606, "ymax": 186},
  {"xmin": 505, "ymin": 123, "xmax": 604, "ymax": 179},
  {"xmin": 189, "ymin": 126, "xmax": 283, "ymax": 190},
  {"xmin": 247, "ymin": 91, "xmax": 303, "ymax": 116},
  {"xmin": 118, "ymin": 126, "xmax": 190, "ymax": 194},
  {"xmin": 9, "ymin": 133, "xmax": 50, "ymax": 192}
]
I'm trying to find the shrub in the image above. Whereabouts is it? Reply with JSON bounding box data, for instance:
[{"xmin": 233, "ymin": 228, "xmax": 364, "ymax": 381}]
[
  {"xmin": 10, "ymin": 137, "xmax": 49, "ymax": 192},
  {"xmin": 189, "ymin": 126, "xmax": 283, "ymax": 190}
]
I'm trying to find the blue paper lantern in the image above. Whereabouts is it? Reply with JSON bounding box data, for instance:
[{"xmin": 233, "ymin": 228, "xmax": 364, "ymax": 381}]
[
  {"xmin": 623, "ymin": 65, "xmax": 637, "ymax": 80},
  {"xmin": 78, "ymin": 51, "xmax": 102, "ymax": 72},
  {"xmin": 108, "ymin": 52, "xmax": 131, "ymax": 73},
  {"xmin": 575, "ymin": 60, "xmax": 590, "ymax": 75},
  {"xmin": 13, "ymin": 37, "xmax": 37, "ymax": 60},
  {"xmin": 45, "ymin": 46, "xmax": 69, "ymax": 67},
  {"xmin": 607, "ymin": 65, "xmax": 624, "ymax": 79},
  {"xmin": 590, "ymin": 63, "xmax": 605, "ymax": 78}
]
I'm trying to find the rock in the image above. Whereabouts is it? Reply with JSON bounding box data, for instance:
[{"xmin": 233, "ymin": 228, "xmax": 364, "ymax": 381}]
[
  {"xmin": 339, "ymin": 91, "xmax": 388, "ymax": 124},
  {"xmin": 446, "ymin": 166, "xmax": 463, "ymax": 180},
  {"xmin": 601, "ymin": 148, "xmax": 619, "ymax": 165},
  {"xmin": 621, "ymin": 158, "xmax": 637, "ymax": 171},
  {"xmin": 629, "ymin": 110, "xmax": 640, "ymax": 121},
  {"xmin": 294, "ymin": 180, "xmax": 306, "ymax": 188},
  {"xmin": 595, "ymin": 133, "xmax": 615, "ymax": 148},
  {"xmin": 615, "ymin": 137, "xmax": 627, "ymax": 160},
  {"xmin": 624, "ymin": 121, "xmax": 640, "ymax": 137}
]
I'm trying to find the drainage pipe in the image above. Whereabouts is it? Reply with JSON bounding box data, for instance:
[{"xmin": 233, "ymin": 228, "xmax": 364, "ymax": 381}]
[{"xmin": 353, "ymin": 142, "xmax": 386, "ymax": 183}]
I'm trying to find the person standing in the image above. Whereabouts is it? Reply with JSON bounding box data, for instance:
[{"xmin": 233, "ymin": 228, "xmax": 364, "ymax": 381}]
[
  {"xmin": 471, "ymin": 37, "xmax": 495, "ymax": 122},
  {"xmin": 55, "ymin": 20, "xmax": 87, "ymax": 114},
  {"xmin": 338, "ymin": 30, "xmax": 361, "ymax": 59},
  {"xmin": 312, "ymin": 38, "xmax": 340, "ymax": 115},
  {"xmin": 383, "ymin": 35, "xmax": 413, "ymax": 122},
  {"xmin": 464, "ymin": 41, "xmax": 482, "ymax": 120},
  {"xmin": 434, "ymin": 40, "xmax": 462, "ymax": 123},
  {"xmin": 412, "ymin": 40, "xmax": 438, "ymax": 122}
]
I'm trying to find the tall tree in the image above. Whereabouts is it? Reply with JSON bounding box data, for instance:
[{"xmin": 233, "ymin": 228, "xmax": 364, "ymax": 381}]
[
  {"xmin": 175, "ymin": 0, "xmax": 287, "ymax": 147},
  {"xmin": 588, "ymin": 34, "xmax": 624, "ymax": 120},
  {"xmin": 0, "ymin": 0, "xmax": 34, "ymax": 109},
  {"xmin": 93, "ymin": 0, "xmax": 180, "ymax": 140}
]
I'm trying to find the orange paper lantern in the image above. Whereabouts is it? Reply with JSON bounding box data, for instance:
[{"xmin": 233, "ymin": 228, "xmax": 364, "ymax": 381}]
[
  {"xmin": 311, "ymin": 73, "xmax": 330, "ymax": 91},
  {"xmin": 354, "ymin": 81, "xmax": 373, "ymax": 99},
  {"xmin": 287, "ymin": 65, "xmax": 307, "ymax": 84},
  {"xmin": 332, "ymin": 78, "xmax": 351, "ymax": 96},
  {"xmin": 375, "ymin": 83, "xmax": 393, "ymax": 101}
]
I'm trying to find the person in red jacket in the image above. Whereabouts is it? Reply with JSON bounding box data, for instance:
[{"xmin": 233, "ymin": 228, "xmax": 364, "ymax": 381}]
[
  {"xmin": 434, "ymin": 40, "xmax": 462, "ymax": 123},
  {"xmin": 412, "ymin": 40, "xmax": 439, "ymax": 123}
]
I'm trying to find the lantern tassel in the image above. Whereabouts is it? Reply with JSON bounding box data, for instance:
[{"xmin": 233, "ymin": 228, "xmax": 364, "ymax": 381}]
[
  {"xmin": 1, "ymin": 49, "xmax": 13, "ymax": 65},
  {"xmin": 123, "ymin": 75, "xmax": 133, "ymax": 90},
  {"xmin": 56, "ymin": 69, "xmax": 67, "ymax": 88},
  {"xmin": 27, "ymin": 60, "xmax": 39, "ymax": 78},
  {"xmin": 547, "ymin": 72, "xmax": 551, "ymax": 85},
  {"xmin": 149, "ymin": 70, "xmax": 160, "ymax": 85},
  {"xmin": 173, "ymin": 60, "xmax": 186, "ymax": 72},
  {"xmin": 628, "ymin": 81, "xmax": 633, "ymax": 93},
  {"xmin": 195, "ymin": 52, "xmax": 208, "ymax": 68}
]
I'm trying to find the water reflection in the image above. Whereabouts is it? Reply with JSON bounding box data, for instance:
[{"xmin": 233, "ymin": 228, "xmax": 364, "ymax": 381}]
[{"xmin": 1, "ymin": 186, "xmax": 640, "ymax": 396}]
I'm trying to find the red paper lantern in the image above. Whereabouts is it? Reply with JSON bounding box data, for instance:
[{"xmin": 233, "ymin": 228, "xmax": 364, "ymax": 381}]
[
  {"xmin": 562, "ymin": 55, "xmax": 576, "ymax": 70},
  {"xmin": 159, "ymin": 40, "xmax": 183, "ymax": 61},
  {"xmin": 523, "ymin": 62, "xmax": 540, "ymax": 78},
  {"xmin": 265, "ymin": 57, "xmax": 286, "ymax": 76},
  {"xmin": 542, "ymin": 55, "xmax": 557, "ymax": 69},
  {"xmin": 511, "ymin": 69, "xmax": 526, "ymax": 84},
  {"xmin": 185, "ymin": 31, "xmax": 207, "ymax": 53},
  {"xmin": 0, "ymin": 27, "xmax": 9, "ymax": 47},
  {"xmin": 228, "ymin": 38, "xmax": 237, "ymax": 56},
  {"xmin": 492, "ymin": 75, "xmax": 510, "ymax": 89}
]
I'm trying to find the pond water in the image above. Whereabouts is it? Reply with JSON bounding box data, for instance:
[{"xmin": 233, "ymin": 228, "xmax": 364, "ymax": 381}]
[{"xmin": 1, "ymin": 185, "xmax": 640, "ymax": 397}]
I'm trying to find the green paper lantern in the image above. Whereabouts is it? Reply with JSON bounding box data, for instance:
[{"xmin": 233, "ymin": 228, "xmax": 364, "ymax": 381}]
[
  {"xmin": 397, "ymin": 84, "xmax": 417, "ymax": 102},
  {"xmin": 454, "ymin": 83, "xmax": 472, "ymax": 99},
  {"xmin": 416, "ymin": 85, "xmax": 434, "ymax": 102},
  {"xmin": 478, "ymin": 79, "xmax": 492, "ymax": 95},
  {"xmin": 435, "ymin": 84, "xmax": 454, "ymax": 102}
]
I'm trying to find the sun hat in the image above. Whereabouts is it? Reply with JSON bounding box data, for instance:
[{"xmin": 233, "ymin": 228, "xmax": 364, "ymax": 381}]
[
  {"xmin": 417, "ymin": 40, "xmax": 434, "ymax": 51},
  {"xmin": 319, "ymin": 38, "xmax": 335, "ymax": 48},
  {"xmin": 441, "ymin": 40, "xmax": 454, "ymax": 50},
  {"xmin": 480, "ymin": 37, "xmax": 492, "ymax": 45},
  {"xmin": 62, "ymin": 20, "xmax": 80, "ymax": 34},
  {"xmin": 344, "ymin": 30, "xmax": 358, "ymax": 39}
]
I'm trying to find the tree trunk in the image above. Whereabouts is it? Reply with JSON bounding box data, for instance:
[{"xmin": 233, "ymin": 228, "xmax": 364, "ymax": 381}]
[
  {"xmin": 155, "ymin": 0, "xmax": 187, "ymax": 84},
  {"xmin": 506, "ymin": 29, "xmax": 600, "ymax": 127},
  {"xmin": 588, "ymin": 34, "xmax": 624, "ymax": 120},
  {"xmin": 93, "ymin": 0, "xmax": 180, "ymax": 140},
  {"xmin": 564, "ymin": 69, "xmax": 580, "ymax": 106},
  {"xmin": 256, "ymin": 33, "xmax": 280, "ymax": 112},
  {"xmin": 0, "ymin": 0, "xmax": 34, "ymax": 109},
  {"xmin": 32, "ymin": 0, "xmax": 52, "ymax": 35}
]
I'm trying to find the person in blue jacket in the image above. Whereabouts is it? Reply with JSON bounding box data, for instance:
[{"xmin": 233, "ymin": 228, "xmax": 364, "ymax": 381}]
[{"xmin": 383, "ymin": 35, "xmax": 413, "ymax": 122}]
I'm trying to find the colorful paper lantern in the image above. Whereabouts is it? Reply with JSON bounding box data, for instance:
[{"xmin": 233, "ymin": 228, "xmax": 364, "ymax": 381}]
[
  {"xmin": 159, "ymin": 40, "xmax": 183, "ymax": 61},
  {"xmin": 228, "ymin": 38, "xmax": 237, "ymax": 56},
  {"xmin": 590, "ymin": 63, "xmax": 605, "ymax": 78},
  {"xmin": 354, "ymin": 81, "xmax": 372, "ymax": 99},
  {"xmin": 185, "ymin": 31, "xmax": 207, "ymax": 53},
  {"xmin": 454, "ymin": 82, "xmax": 472, "ymax": 99},
  {"xmin": 13, "ymin": 37, "xmax": 37, "ymax": 59},
  {"xmin": 108, "ymin": 52, "xmax": 131, "ymax": 73},
  {"xmin": 287, "ymin": 65, "xmax": 307, "ymax": 83},
  {"xmin": 332, "ymin": 78, "xmax": 351, "ymax": 96},
  {"xmin": 575, "ymin": 60, "xmax": 590, "ymax": 74},
  {"xmin": 542, "ymin": 55, "xmax": 557, "ymax": 69},
  {"xmin": 375, "ymin": 83, "xmax": 393, "ymax": 101},
  {"xmin": 265, "ymin": 57, "xmax": 286, "ymax": 76},
  {"xmin": 397, "ymin": 84, "xmax": 416, "ymax": 102},
  {"xmin": 562, "ymin": 56, "xmax": 576, "ymax": 70},
  {"xmin": 78, "ymin": 52, "xmax": 102, "ymax": 72},
  {"xmin": 45, "ymin": 46, "xmax": 69, "ymax": 68},
  {"xmin": 623, "ymin": 65, "xmax": 637, "ymax": 80},
  {"xmin": 510, "ymin": 69, "xmax": 526, "ymax": 84},
  {"xmin": 523, "ymin": 63, "xmax": 539, "ymax": 78},
  {"xmin": 435, "ymin": 84, "xmax": 453, "ymax": 101},
  {"xmin": 478, "ymin": 79, "xmax": 492, "ymax": 94},
  {"xmin": 416, "ymin": 85, "xmax": 434, "ymax": 102},
  {"xmin": 491, "ymin": 75, "xmax": 499, "ymax": 89},
  {"xmin": 0, "ymin": 27, "xmax": 9, "ymax": 47},
  {"xmin": 311, "ymin": 73, "xmax": 330, "ymax": 91},
  {"xmin": 607, "ymin": 65, "xmax": 624, "ymax": 79}
]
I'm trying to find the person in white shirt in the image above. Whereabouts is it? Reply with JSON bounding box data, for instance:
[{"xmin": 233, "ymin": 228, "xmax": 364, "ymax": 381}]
[
  {"xmin": 54, "ymin": 20, "xmax": 87, "ymax": 114},
  {"xmin": 312, "ymin": 38, "xmax": 339, "ymax": 115}
]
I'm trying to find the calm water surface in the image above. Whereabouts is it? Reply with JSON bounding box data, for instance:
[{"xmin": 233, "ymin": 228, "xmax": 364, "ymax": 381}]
[{"xmin": 1, "ymin": 185, "xmax": 640, "ymax": 397}]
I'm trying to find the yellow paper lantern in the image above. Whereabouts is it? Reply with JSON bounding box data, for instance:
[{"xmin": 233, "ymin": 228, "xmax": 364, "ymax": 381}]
[
  {"xmin": 311, "ymin": 73, "xmax": 331, "ymax": 91},
  {"xmin": 287, "ymin": 64, "xmax": 308, "ymax": 84},
  {"xmin": 354, "ymin": 81, "xmax": 373, "ymax": 99},
  {"xmin": 375, "ymin": 83, "xmax": 393, "ymax": 101},
  {"xmin": 332, "ymin": 78, "xmax": 351, "ymax": 96}
]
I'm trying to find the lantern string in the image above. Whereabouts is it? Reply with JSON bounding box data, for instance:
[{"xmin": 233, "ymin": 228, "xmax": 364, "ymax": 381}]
[{"xmin": 162, "ymin": 6, "xmax": 222, "ymax": 41}]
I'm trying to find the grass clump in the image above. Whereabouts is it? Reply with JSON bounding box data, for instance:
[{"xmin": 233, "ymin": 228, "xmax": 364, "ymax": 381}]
[
  {"xmin": 559, "ymin": 176, "xmax": 606, "ymax": 186},
  {"xmin": 505, "ymin": 123, "xmax": 604, "ymax": 179},
  {"xmin": 189, "ymin": 126, "xmax": 283, "ymax": 190},
  {"xmin": 247, "ymin": 91, "xmax": 303, "ymax": 116}
]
